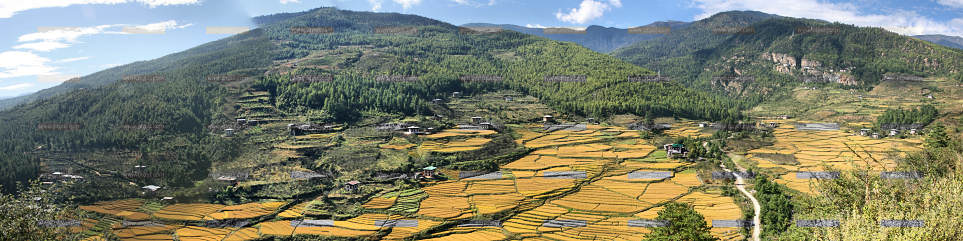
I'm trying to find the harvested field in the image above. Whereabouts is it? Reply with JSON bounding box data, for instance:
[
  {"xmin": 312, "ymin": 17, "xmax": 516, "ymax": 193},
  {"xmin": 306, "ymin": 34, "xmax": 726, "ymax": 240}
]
[{"xmin": 745, "ymin": 124, "xmax": 922, "ymax": 194}]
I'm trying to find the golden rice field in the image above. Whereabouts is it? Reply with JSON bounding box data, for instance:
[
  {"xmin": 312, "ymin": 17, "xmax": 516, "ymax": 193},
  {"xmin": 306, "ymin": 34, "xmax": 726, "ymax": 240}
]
[
  {"xmin": 79, "ymin": 199, "xmax": 151, "ymax": 221},
  {"xmin": 72, "ymin": 124, "xmax": 746, "ymax": 241},
  {"xmin": 425, "ymin": 129, "xmax": 497, "ymax": 139},
  {"xmin": 662, "ymin": 120, "xmax": 713, "ymax": 138},
  {"xmin": 420, "ymin": 137, "xmax": 492, "ymax": 153},
  {"xmin": 390, "ymin": 124, "xmax": 747, "ymax": 240},
  {"xmin": 745, "ymin": 123, "xmax": 923, "ymax": 194}
]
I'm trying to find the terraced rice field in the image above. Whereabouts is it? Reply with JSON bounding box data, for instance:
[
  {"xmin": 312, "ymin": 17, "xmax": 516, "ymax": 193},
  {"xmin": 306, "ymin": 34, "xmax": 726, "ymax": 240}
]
[
  {"xmin": 425, "ymin": 129, "xmax": 497, "ymax": 139},
  {"xmin": 421, "ymin": 137, "xmax": 492, "ymax": 153},
  {"xmin": 662, "ymin": 120, "xmax": 713, "ymax": 138},
  {"xmin": 745, "ymin": 122, "xmax": 923, "ymax": 194},
  {"xmin": 414, "ymin": 125, "xmax": 746, "ymax": 240},
  {"xmin": 73, "ymin": 124, "xmax": 746, "ymax": 240}
]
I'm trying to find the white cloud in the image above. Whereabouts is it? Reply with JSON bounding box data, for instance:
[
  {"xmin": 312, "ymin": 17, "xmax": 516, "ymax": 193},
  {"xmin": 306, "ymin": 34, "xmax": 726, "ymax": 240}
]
[
  {"xmin": 122, "ymin": 20, "xmax": 192, "ymax": 34},
  {"xmin": 690, "ymin": 0, "xmax": 963, "ymax": 37},
  {"xmin": 37, "ymin": 74, "xmax": 80, "ymax": 83},
  {"xmin": 57, "ymin": 57, "xmax": 90, "ymax": 63},
  {"xmin": 393, "ymin": 0, "xmax": 422, "ymax": 9},
  {"xmin": 526, "ymin": 24, "xmax": 547, "ymax": 28},
  {"xmin": 937, "ymin": 0, "xmax": 963, "ymax": 8},
  {"xmin": 0, "ymin": 83, "xmax": 33, "ymax": 91},
  {"xmin": 280, "ymin": 0, "xmax": 300, "ymax": 4},
  {"xmin": 368, "ymin": 0, "xmax": 382, "ymax": 11},
  {"xmin": 0, "ymin": 51, "xmax": 56, "ymax": 79},
  {"xmin": 13, "ymin": 41, "xmax": 70, "ymax": 52},
  {"xmin": 0, "ymin": 0, "xmax": 201, "ymax": 18},
  {"xmin": 15, "ymin": 20, "xmax": 191, "ymax": 53},
  {"xmin": 555, "ymin": 0, "xmax": 622, "ymax": 24},
  {"xmin": 22, "ymin": 24, "xmax": 122, "ymax": 43}
]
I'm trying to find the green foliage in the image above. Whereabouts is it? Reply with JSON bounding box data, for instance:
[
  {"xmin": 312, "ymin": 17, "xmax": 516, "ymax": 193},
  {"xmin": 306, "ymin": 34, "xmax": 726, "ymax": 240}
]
[
  {"xmin": 874, "ymin": 104, "xmax": 938, "ymax": 128},
  {"xmin": 0, "ymin": 182, "xmax": 86, "ymax": 241},
  {"xmin": 645, "ymin": 202, "xmax": 718, "ymax": 241},
  {"xmin": 925, "ymin": 124, "xmax": 951, "ymax": 148},
  {"xmin": 754, "ymin": 175, "xmax": 794, "ymax": 237}
]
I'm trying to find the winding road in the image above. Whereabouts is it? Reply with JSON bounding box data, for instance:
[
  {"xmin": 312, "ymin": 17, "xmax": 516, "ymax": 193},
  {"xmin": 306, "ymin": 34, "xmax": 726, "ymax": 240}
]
[{"xmin": 720, "ymin": 161, "xmax": 761, "ymax": 241}]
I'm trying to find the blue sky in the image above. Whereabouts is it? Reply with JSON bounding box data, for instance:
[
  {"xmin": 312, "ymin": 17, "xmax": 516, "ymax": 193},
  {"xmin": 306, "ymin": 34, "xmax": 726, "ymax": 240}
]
[{"xmin": 1, "ymin": 0, "xmax": 961, "ymax": 98}]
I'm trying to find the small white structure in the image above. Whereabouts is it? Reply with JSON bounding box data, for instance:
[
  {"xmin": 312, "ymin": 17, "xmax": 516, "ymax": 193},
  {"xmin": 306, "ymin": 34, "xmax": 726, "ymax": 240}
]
[
  {"xmin": 406, "ymin": 126, "xmax": 421, "ymax": 135},
  {"xmin": 859, "ymin": 129, "xmax": 870, "ymax": 136},
  {"xmin": 698, "ymin": 122, "xmax": 708, "ymax": 128},
  {"xmin": 909, "ymin": 129, "xmax": 918, "ymax": 135},
  {"xmin": 871, "ymin": 133, "xmax": 880, "ymax": 139},
  {"xmin": 224, "ymin": 128, "xmax": 235, "ymax": 137},
  {"xmin": 471, "ymin": 116, "xmax": 483, "ymax": 125},
  {"xmin": 889, "ymin": 129, "xmax": 899, "ymax": 136},
  {"xmin": 142, "ymin": 185, "xmax": 161, "ymax": 192},
  {"xmin": 543, "ymin": 115, "xmax": 555, "ymax": 123}
]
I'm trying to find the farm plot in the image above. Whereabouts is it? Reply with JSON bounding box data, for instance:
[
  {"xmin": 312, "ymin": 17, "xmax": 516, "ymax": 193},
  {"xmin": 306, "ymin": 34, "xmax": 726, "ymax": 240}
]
[
  {"xmin": 662, "ymin": 121, "xmax": 712, "ymax": 138},
  {"xmin": 403, "ymin": 125, "xmax": 746, "ymax": 240},
  {"xmin": 205, "ymin": 201, "xmax": 287, "ymax": 220},
  {"xmin": 424, "ymin": 129, "xmax": 497, "ymax": 139},
  {"xmin": 152, "ymin": 204, "xmax": 225, "ymax": 221},
  {"xmin": 421, "ymin": 137, "xmax": 492, "ymax": 153},
  {"xmin": 745, "ymin": 124, "xmax": 923, "ymax": 194},
  {"xmin": 79, "ymin": 199, "xmax": 152, "ymax": 221}
]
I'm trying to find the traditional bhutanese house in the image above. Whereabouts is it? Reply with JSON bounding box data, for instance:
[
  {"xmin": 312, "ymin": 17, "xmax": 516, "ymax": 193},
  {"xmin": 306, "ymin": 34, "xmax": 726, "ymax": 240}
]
[
  {"xmin": 778, "ymin": 115, "xmax": 791, "ymax": 120},
  {"xmin": 452, "ymin": 92, "xmax": 461, "ymax": 98},
  {"xmin": 236, "ymin": 119, "xmax": 247, "ymax": 126},
  {"xmin": 422, "ymin": 166, "xmax": 437, "ymax": 179},
  {"xmin": 345, "ymin": 181, "xmax": 361, "ymax": 192},
  {"xmin": 406, "ymin": 126, "xmax": 421, "ymax": 135},
  {"xmin": 471, "ymin": 116, "xmax": 483, "ymax": 125},
  {"xmin": 142, "ymin": 185, "xmax": 161, "ymax": 192},
  {"xmin": 224, "ymin": 128, "xmax": 235, "ymax": 137},
  {"xmin": 910, "ymin": 129, "xmax": 918, "ymax": 135},
  {"xmin": 889, "ymin": 129, "xmax": 899, "ymax": 136},
  {"xmin": 161, "ymin": 197, "xmax": 174, "ymax": 201},
  {"xmin": 698, "ymin": 122, "xmax": 708, "ymax": 128},
  {"xmin": 663, "ymin": 144, "xmax": 688, "ymax": 158},
  {"xmin": 425, "ymin": 127, "xmax": 435, "ymax": 134},
  {"xmin": 543, "ymin": 115, "xmax": 555, "ymax": 123},
  {"xmin": 504, "ymin": 96, "xmax": 513, "ymax": 101},
  {"xmin": 859, "ymin": 129, "xmax": 870, "ymax": 136},
  {"xmin": 872, "ymin": 133, "xmax": 880, "ymax": 139},
  {"xmin": 479, "ymin": 122, "xmax": 494, "ymax": 130},
  {"xmin": 432, "ymin": 98, "xmax": 444, "ymax": 104}
]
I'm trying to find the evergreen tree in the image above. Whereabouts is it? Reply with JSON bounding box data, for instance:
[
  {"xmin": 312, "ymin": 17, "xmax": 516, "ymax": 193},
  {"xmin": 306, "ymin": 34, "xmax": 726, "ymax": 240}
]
[{"xmin": 645, "ymin": 202, "xmax": 718, "ymax": 241}]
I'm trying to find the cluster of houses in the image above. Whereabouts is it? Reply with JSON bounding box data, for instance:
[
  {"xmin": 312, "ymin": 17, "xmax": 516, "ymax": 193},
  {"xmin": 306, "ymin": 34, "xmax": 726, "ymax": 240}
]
[
  {"xmin": 343, "ymin": 166, "xmax": 440, "ymax": 193},
  {"xmin": 224, "ymin": 118, "xmax": 271, "ymax": 137},
  {"xmin": 858, "ymin": 127, "xmax": 920, "ymax": 139},
  {"xmin": 376, "ymin": 122, "xmax": 435, "ymax": 135},
  {"xmin": 287, "ymin": 122, "xmax": 336, "ymax": 136},
  {"xmin": 40, "ymin": 171, "xmax": 85, "ymax": 184},
  {"xmin": 458, "ymin": 116, "xmax": 497, "ymax": 130}
]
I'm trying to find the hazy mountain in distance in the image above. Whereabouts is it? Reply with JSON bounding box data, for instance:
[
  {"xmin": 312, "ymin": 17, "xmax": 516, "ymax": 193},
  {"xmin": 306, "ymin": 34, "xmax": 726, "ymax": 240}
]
[
  {"xmin": 913, "ymin": 34, "xmax": 963, "ymax": 50},
  {"xmin": 461, "ymin": 21, "xmax": 689, "ymax": 53}
]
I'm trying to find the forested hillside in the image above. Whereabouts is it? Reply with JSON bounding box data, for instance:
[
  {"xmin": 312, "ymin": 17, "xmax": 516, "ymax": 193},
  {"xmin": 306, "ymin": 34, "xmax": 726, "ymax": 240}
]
[
  {"xmin": 613, "ymin": 11, "xmax": 963, "ymax": 98},
  {"xmin": 0, "ymin": 7, "xmax": 744, "ymax": 194}
]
